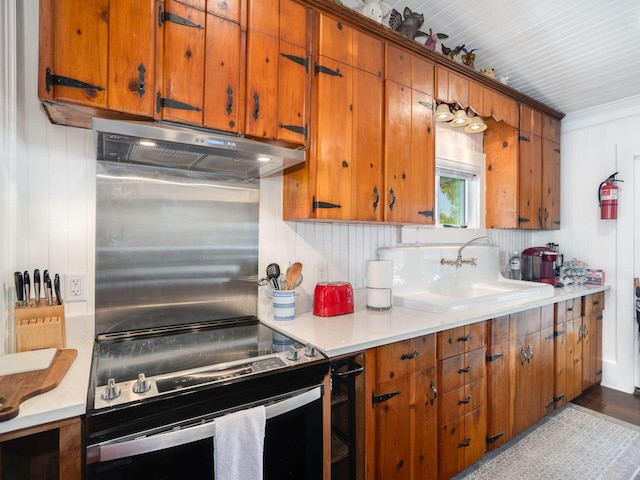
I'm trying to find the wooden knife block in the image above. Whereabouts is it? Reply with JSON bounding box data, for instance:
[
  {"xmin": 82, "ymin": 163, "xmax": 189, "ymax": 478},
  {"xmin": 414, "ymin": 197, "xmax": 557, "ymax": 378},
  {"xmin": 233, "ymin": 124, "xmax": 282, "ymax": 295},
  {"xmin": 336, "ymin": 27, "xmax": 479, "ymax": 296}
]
[{"xmin": 14, "ymin": 299, "xmax": 66, "ymax": 352}]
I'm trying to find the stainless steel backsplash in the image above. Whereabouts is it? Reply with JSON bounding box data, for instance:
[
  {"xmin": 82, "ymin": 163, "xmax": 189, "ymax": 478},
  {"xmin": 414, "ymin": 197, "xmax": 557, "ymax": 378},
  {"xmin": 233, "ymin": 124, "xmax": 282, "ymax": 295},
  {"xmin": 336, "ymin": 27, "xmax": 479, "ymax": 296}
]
[{"xmin": 95, "ymin": 161, "xmax": 259, "ymax": 335}]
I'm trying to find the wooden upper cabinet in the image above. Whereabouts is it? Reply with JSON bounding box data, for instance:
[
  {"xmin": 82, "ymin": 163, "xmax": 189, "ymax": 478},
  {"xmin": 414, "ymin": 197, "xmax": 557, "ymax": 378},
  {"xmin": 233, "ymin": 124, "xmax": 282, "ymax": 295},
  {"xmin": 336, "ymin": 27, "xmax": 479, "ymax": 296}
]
[
  {"xmin": 542, "ymin": 115, "xmax": 561, "ymax": 143},
  {"xmin": 385, "ymin": 44, "xmax": 412, "ymax": 87},
  {"xmin": 39, "ymin": 0, "xmax": 109, "ymax": 109},
  {"xmin": 107, "ymin": 1, "xmax": 157, "ymax": 117},
  {"xmin": 354, "ymin": 29, "xmax": 383, "ymax": 76},
  {"xmin": 318, "ymin": 13, "xmax": 354, "ymax": 64},
  {"xmin": 203, "ymin": 12, "xmax": 244, "ymax": 133},
  {"xmin": 245, "ymin": 0, "xmax": 310, "ymax": 145},
  {"xmin": 520, "ymin": 105, "xmax": 542, "ymax": 136},
  {"xmin": 160, "ymin": 0, "xmax": 206, "ymax": 125}
]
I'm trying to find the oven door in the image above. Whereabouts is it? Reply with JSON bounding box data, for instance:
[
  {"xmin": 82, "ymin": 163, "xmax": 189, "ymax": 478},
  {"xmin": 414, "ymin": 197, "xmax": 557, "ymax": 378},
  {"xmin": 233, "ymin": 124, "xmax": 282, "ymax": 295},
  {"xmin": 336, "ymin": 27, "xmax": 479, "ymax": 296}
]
[{"xmin": 86, "ymin": 386, "xmax": 324, "ymax": 480}]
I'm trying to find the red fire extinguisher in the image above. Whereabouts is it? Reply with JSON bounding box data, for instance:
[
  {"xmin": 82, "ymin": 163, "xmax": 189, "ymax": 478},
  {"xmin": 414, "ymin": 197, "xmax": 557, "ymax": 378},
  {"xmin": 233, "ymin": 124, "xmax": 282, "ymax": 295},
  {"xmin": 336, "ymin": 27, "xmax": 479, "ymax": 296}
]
[{"xmin": 598, "ymin": 172, "xmax": 622, "ymax": 220}]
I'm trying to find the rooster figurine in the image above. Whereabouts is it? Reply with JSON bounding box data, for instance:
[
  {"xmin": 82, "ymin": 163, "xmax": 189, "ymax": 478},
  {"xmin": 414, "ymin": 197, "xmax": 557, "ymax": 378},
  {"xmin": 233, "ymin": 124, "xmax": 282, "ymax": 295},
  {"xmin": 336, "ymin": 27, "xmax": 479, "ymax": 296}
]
[
  {"xmin": 441, "ymin": 43, "xmax": 465, "ymax": 61},
  {"xmin": 388, "ymin": 7, "xmax": 428, "ymax": 40},
  {"xmin": 354, "ymin": 0, "xmax": 392, "ymax": 24},
  {"xmin": 424, "ymin": 28, "xmax": 448, "ymax": 50}
]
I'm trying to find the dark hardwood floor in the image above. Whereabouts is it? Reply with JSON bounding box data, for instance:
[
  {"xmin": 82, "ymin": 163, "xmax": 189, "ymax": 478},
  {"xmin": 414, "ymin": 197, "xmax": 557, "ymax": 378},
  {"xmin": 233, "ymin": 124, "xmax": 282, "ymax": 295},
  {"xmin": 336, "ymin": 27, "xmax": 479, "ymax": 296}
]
[{"xmin": 572, "ymin": 385, "xmax": 640, "ymax": 427}]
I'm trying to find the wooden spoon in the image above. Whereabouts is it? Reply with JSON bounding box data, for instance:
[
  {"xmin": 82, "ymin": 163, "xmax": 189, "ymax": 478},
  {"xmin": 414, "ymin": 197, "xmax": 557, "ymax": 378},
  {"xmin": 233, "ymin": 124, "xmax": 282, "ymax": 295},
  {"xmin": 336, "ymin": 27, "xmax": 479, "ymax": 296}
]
[{"xmin": 285, "ymin": 262, "xmax": 303, "ymax": 290}]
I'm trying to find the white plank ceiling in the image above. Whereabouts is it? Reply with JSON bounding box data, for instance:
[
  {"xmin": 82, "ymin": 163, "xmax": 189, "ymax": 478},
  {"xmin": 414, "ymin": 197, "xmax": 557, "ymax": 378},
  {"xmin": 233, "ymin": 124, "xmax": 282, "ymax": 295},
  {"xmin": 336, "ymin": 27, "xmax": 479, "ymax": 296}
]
[{"xmin": 341, "ymin": 0, "xmax": 640, "ymax": 115}]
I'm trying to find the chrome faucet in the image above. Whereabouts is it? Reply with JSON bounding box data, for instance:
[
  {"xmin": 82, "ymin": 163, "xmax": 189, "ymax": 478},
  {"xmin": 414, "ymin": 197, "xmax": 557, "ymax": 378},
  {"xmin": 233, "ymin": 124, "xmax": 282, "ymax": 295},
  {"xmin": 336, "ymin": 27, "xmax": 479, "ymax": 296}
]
[{"xmin": 441, "ymin": 235, "xmax": 491, "ymax": 267}]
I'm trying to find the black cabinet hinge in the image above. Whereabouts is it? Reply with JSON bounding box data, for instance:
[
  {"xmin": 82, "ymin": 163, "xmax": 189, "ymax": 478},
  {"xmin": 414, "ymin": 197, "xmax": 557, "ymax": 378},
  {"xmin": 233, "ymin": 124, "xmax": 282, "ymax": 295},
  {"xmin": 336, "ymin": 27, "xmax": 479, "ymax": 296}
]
[
  {"xmin": 312, "ymin": 197, "xmax": 341, "ymax": 212},
  {"xmin": 315, "ymin": 63, "xmax": 343, "ymax": 77},
  {"xmin": 553, "ymin": 394, "xmax": 566, "ymax": 403},
  {"xmin": 278, "ymin": 124, "xmax": 308, "ymax": 139},
  {"xmin": 372, "ymin": 390, "xmax": 400, "ymax": 406},
  {"xmin": 159, "ymin": 8, "xmax": 203, "ymax": 29},
  {"xmin": 486, "ymin": 353, "xmax": 504, "ymax": 362},
  {"xmin": 281, "ymin": 53, "xmax": 309, "ymax": 73},
  {"xmin": 156, "ymin": 92, "xmax": 202, "ymax": 114},
  {"xmin": 417, "ymin": 210, "xmax": 433, "ymax": 218},
  {"xmin": 519, "ymin": 135, "xmax": 530, "ymax": 142},
  {"xmin": 518, "ymin": 217, "xmax": 530, "ymax": 223},
  {"xmin": 45, "ymin": 68, "xmax": 104, "ymax": 93},
  {"xmin": 487, "ymin": 432, "xmax": 504, "ymax": 444}
]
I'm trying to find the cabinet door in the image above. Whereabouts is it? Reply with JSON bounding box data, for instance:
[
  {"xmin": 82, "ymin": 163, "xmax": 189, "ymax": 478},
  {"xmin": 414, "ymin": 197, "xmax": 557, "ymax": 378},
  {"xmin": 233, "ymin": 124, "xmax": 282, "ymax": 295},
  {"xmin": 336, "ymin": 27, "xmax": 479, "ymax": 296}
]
[
  {"xmin": 160, "ymin": 0, "xmax": 205, "ymax": 125},
  {"xmin": 486, "ymin": 316, "xmax": 511, "ymax": 450},
  {"xmin": 374, "ymin": 376, "xmax": 412, "ymax": 480},
  {"xmin": 203, "ymin": 14, "xmax": 243, "ymax": 133},
  {"xmin": 318, "ymin": 13, "xmax": 353, "ymax": 64},
  {"xmin": 438, "ymin": 415, "xmax": 466, "ymax": 480},
  {"xmin": 314, "ymin": 58, "xmax": 353, "ymax": 220},
  {"xmin": 518, "ymin": 132, "xmax": 542, "ymax": 228},
  {"xmin": 512, "ymin": 331, "xmax": 541, "ymax": 436},
  {"xmin": 384, "ymin": 81, "xmax": 412, "ymax": 223},
  {"xmin": 541, "ymin": 138, "xmax": 561, "ymax": 229},
  {"xmin": 385, "ymin": 44, "xmax": 412, "ymax": 87},
  {"xmin": 276, "ymin": 39, "xmax": 310, "ymax": 145},
  {"xmin": 435, "ymin": 67, "xmax": 468, "ymax": 106},
  {"xmin": 108, "ymin": 0, "xmax": 156, "ymax": 117},
  {"xmin": 414, "ymin": 367, "xmax": 438, "ymax": 480},
  {"xmin": 39, "ymin": 0, "xmax": 108, "ymax": 108},
  {"xmin": 566, "ymin": 316, "xmax": 583, "ymax": 401},
  {"xmin": 352, "ymin": 65, "xmax": 383, "ymax": 222},
  {"xmin": 540, "ymin": 324, "xmax": 555, "ymax": 414},
  {"xmin": 484, "ymin": 119, "xmax": 519, "ymax": 228},
  {"xmin": 554, "ymin": 320, "xmax": 569, "ymax": 407},
  {"xmin": 582, "ymin": 313, "xmax": 597, "ymax": 390},
  {"xmin": 245, "ymin": 31, "xmax": 279, "ymax": 139}
]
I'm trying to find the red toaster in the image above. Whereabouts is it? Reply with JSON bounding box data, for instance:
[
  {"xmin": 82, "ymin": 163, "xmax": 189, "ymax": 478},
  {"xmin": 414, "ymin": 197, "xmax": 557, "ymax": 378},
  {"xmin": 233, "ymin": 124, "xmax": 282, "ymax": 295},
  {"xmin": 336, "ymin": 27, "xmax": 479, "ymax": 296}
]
[{"xmin": 313, "ymin": 282, "xmax": 354, "ymax": 317}]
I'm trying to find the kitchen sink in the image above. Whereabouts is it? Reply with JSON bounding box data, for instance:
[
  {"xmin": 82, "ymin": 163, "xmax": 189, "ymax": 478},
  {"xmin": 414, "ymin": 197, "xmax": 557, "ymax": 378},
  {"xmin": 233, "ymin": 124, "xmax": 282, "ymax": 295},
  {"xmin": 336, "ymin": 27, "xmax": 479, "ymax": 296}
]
[
  {"xmin": 377, "ymin": 244, "xmax": 555, "ymax": 314},
  {"xmin": 392, "ymin": 279, "xmax": 554, "ymax": 313}
]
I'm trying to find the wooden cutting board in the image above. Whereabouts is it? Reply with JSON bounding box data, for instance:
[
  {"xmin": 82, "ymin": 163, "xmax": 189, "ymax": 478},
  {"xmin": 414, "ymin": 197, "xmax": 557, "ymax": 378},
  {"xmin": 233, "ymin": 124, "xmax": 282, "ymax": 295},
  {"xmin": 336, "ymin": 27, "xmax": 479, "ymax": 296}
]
[{"xmin": 0, "ymin": 349, "xmax": 77, "ymax": 422}]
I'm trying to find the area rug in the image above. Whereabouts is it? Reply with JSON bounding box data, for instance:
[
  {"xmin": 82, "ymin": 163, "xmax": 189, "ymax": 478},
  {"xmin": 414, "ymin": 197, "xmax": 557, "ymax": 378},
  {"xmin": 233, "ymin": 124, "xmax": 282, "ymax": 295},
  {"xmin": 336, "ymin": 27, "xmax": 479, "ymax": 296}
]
[{"xmin": 453, "ymin": 403, "xmax": 640, "ymax": 480}]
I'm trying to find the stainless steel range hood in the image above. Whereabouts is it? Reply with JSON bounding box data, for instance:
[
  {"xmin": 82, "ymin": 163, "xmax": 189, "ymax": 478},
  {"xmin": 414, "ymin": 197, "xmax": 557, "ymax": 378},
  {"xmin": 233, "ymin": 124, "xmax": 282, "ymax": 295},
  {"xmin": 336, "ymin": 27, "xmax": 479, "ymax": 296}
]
[{"xmin": 92, "ymin": 118, "xmax": 306, "ymax": 180}]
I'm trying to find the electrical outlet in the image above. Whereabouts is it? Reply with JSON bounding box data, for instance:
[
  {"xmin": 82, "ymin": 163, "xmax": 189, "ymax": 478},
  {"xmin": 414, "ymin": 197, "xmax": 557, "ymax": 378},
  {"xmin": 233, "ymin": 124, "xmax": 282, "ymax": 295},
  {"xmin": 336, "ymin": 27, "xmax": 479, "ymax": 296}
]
[
  {"xmin": 66, "ymin": 274, "xmax": 87, "ymax": 302},
  {"xmin": 316, "ymin": 261, "xmax": 328, "ymax": 283}
]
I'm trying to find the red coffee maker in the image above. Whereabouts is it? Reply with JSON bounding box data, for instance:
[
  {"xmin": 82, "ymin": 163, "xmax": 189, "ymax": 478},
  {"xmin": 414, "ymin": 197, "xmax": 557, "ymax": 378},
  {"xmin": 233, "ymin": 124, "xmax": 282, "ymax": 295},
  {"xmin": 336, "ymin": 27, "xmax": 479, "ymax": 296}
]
[{"xmin": 521, "ymin": 247, "xmax": 558, "ymax": 285}]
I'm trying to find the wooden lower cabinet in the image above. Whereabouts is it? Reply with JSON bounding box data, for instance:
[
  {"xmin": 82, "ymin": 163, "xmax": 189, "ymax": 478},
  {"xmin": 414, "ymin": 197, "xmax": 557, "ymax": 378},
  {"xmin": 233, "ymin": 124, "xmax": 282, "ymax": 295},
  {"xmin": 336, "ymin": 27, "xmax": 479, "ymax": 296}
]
[
  {"xmin": 367, "ymin": 335, "xmax": 438, "ymax": 480},
  {"xmin": 437, "ymin": 323, "xmax": 486, "ymax": 479},
  {"xmin": 0, "ymin": 417, "xmax": 81, "ymax": 480},
  {"xmin": 365, "ymin": 293, "xmax": 604, "ymax": 479}
]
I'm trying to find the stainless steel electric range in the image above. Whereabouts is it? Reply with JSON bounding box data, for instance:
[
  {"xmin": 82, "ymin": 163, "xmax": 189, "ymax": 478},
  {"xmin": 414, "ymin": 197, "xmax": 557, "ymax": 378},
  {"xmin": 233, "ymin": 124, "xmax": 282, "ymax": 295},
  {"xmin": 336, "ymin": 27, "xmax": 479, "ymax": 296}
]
[{"xmin": 86, "ymin": 163, "xmax": 329, "ymax": 479}]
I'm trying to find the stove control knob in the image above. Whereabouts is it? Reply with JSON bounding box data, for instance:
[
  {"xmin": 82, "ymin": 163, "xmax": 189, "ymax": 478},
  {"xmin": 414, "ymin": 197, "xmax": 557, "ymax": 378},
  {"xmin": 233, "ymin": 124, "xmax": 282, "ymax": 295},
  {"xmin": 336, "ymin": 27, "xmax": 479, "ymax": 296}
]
[
  {"xmin": 101, "ymin": 378, "xmax": 121, "ymax": 401},
  {"xmin": 133, "ymin": 373, "xmax": 151, "ymax": 394},
  {"xmin": 305, "ymin": 344, "xmax": 317, "ymax": 357},
  {"xmin": 287, "ymin": 348, "xmax": 299, "ymax": 361}
]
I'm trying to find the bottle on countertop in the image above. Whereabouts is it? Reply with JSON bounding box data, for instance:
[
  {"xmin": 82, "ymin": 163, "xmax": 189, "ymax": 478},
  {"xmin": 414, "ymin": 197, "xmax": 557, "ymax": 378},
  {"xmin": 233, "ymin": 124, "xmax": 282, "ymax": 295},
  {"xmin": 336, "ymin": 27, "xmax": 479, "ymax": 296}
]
[{"xmin": 509, "ymin": 251, "xmax": 522, "ymax": 280}]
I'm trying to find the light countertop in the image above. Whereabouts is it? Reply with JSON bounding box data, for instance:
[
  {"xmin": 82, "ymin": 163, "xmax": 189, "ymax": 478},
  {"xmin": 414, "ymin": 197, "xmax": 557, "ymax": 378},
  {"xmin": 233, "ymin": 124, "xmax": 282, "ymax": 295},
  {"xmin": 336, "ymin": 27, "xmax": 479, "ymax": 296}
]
[
  {"xmin": 260, "ymin": 284, "xmax": 610, "ymax": 358},
  {"xmin": 0, "ymin": 315, "xmax": 95, "ymax": 435}
]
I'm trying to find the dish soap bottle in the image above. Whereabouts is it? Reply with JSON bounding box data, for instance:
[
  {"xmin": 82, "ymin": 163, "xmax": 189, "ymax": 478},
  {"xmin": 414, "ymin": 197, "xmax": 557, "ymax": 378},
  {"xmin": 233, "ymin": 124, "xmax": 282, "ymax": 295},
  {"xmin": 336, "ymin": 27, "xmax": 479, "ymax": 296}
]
[{"xmin": 509, "ymin": 251, "xmax": 522, "ymax": 280}]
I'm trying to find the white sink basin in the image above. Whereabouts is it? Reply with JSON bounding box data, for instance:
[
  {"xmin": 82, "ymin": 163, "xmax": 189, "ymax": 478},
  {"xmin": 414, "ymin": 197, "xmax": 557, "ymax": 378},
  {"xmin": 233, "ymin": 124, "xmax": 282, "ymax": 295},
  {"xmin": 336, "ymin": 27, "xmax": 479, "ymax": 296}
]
[
  {"xmin": 377, "ymin": 244, "xmax": 555, "ymax": 314},
  {"xmin": 393, "ymin": 279, "xmax": 554, "ymax": 313}
]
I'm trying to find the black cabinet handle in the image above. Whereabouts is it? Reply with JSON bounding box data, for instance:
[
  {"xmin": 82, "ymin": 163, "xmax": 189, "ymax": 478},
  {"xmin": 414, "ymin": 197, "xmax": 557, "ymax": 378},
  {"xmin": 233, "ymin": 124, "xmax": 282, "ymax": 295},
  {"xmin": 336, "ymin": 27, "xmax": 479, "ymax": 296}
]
[
  {"xmin": 226, "ymin": 86, "xmax": 233, "ymax": 115},
  {"xmin": 458, "ymin": 395, "xmax": 472, "ymax": 405},
  {"xmin": 457, "ymin": 334, "xmax": 472, "ymax": 343},
  {"xmin": 430, "ymin": 381, "xmax": 437, "ymax": 405},
  {"xmin": 458, "ymin": 366, "xmax": 472, "ymax": 374},
  {"xmin": 373, "ymin": 186, "xmax": 379, "ymax": 209},
  {"xmin": 252, "ymin": 93, "xmax": 260, "ymax": 120},
  {"xmin": 389, "ymin": 189, "xmax": 396, "ymax": 210},
  {"xmin": 458, "ymin": 438, "xmax": 472, "ymax": 448},
  {"xmin": 137, "ymin": 63, "xmax": 146, "ymax": 96},
  {"xmin": 400, "ymin": 351, "xmax": 419, "ymax": 360}
]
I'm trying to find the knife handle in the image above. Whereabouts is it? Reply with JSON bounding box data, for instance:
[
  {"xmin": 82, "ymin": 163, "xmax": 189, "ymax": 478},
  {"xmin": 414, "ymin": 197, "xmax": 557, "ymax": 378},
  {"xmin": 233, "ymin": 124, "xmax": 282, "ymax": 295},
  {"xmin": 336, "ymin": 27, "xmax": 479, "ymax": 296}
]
[
  {"xmin": 23, "ymin": 271, "xmax": 31, "ymax": 306},
  {"xmin": 34, "ymin": 269, "xmax": 41, "ymax": 306},
  {"xmin": 54, "ymin": 274, "xmax": 62, "ymax": 305},
  {"xmin": 14, "ymin": 272, "xmax": 24, "ymax": 306},
  {"xmin": 45, "ymin": 278, "xmax": 53, "ymax": 306}
]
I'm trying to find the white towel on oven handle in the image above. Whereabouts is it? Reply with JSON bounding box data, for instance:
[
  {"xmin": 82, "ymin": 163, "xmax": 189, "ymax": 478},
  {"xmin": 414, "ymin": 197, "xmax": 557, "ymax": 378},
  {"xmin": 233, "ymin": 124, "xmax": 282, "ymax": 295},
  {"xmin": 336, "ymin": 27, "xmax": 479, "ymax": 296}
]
[{"xmin": 214, "ymin": 405, "xmax": 266, "ymax": 480}]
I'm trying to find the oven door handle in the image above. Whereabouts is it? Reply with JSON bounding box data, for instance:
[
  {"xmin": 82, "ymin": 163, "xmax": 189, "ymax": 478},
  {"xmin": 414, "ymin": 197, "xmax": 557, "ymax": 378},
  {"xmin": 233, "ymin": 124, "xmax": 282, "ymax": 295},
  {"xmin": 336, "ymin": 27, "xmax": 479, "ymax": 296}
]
[{"xmin": 86, "ymin": 386, "xmax": 322, "ymax": 464}]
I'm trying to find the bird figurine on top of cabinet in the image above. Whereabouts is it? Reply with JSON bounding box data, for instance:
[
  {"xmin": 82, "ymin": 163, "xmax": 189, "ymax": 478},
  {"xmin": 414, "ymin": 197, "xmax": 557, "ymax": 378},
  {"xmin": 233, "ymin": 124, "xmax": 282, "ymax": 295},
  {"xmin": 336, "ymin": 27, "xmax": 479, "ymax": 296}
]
[
  {"xmin": 425, "ymin": 28, "xmax": 449, "ymax": 50},
  {"xmin": 441, "ymin": 43, "xmax": 465, "ymax": 61},
  {"xmin": 389, "ymin": 7, "xmax": 428, "ymax": 40},
  {"xmin": 461, "ymin": 47, "xmax": 479, "ymax": 69},
  {"xmin": 354, "ymin": 0, "xmax": 392, "ymax": 24}
]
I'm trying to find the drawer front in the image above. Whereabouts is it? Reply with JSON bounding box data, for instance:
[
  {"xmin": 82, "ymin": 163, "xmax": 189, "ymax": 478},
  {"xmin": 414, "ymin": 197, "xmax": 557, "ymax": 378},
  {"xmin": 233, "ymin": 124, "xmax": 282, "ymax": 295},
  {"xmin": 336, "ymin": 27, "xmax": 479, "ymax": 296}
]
[
  {"xmin": 438, "ymin": 348, "xmax": 485, "ymax": 393},
  {"xmin": 439, "ymin": 378, "xmax": 485, "ymax": 423},
  {"xmin": 376, "ymin": 334, "xmax": 435, "ymax": 383},
  {"xmin": 438, "ymin": 322, "xmax": 485, "ymax": 359}
]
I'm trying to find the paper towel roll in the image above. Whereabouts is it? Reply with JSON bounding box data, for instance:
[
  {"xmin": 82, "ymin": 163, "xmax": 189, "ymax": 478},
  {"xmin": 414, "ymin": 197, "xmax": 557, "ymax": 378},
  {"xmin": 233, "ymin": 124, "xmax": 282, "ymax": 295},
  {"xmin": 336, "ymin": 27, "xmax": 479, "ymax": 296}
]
[
  {"xmin": 366, "ymin": 260, "xmax": 393, "ymax": 289},
  {"xmin": 367, "ymin": 287, "xmax": 391, "ymax": 309}
]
